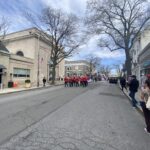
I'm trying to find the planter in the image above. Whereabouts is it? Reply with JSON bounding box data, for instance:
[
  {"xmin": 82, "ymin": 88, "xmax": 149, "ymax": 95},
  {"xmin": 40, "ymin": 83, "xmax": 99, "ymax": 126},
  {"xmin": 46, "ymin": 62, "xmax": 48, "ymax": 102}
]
[
  {"xmin": 25, "ymin": 79, "xmax": 31, "ymax": 88},
  {"xmin": 25, "ymin": 83, "xmax": 31, "ymax": 88}
]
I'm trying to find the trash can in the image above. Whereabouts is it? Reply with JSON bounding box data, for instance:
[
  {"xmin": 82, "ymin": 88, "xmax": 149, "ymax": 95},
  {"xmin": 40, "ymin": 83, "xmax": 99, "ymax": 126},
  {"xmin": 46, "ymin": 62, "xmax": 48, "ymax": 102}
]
[{"xmin": 8, "ymin": 81, "xmax": 13, "ymax": 88}]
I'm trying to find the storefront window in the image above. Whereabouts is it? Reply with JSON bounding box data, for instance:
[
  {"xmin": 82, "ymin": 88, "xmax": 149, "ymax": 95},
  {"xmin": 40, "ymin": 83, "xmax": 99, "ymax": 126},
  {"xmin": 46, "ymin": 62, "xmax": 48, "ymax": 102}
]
[
  {"xmin": 145, "ymin": 68, "xmax": 150, "ymax": 75},
  {"xmin": 140, "ymin": 68, "xmax": 150, "ymax": 75},
  {"xmin": 13, "ymin": 68, "xmax": 30, "ymax": 78}
]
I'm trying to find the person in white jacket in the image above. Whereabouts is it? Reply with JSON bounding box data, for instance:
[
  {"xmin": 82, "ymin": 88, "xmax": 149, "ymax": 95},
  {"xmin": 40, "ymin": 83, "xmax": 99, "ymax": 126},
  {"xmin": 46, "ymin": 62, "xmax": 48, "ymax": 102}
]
[{"xmin": 140, "ymin": 79, "xmax": 150, "ymax": 134}]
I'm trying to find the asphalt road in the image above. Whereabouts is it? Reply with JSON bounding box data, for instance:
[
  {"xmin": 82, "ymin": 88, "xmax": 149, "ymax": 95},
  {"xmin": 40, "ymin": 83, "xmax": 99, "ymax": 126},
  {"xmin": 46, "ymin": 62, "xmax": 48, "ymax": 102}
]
[
  {"xmin": 0, "ymin": 81, "xmax": 150, "ymax": 150},
  {"xmin": 0, "ymin": 83, "xmax": 99, "ymax": 145}
]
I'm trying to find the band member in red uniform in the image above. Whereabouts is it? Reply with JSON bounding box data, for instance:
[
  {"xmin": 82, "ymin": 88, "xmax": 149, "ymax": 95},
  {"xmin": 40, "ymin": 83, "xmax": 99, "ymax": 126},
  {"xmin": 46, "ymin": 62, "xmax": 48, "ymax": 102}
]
[
  {"xmin": 73, "ymin": 75, "xmax": 76, "ymax": 87},
  {"xmin": 75, "ymin": 76, "xmax": 79, "ymax": 87},
  {"xmin": 79, "ymin": 76, "xmax": 81, "ymax": 87},
  {"xmin": 68, "ymin": 76, "xmax": 71, "ymax": 87},
  {"xmin": 83, "ymin": 75, "xmax": 88, "ymax": 87},
  {"xmin": 64, "ymin": 76, "xmax": 69, "ymax": 87},
  {"xmin": 80, "ymin": 75, "xmax": 84, "ymax": 87},
  {"xmin": 69, "ymin": 76, "xmax": 74, "ymax": 87}
]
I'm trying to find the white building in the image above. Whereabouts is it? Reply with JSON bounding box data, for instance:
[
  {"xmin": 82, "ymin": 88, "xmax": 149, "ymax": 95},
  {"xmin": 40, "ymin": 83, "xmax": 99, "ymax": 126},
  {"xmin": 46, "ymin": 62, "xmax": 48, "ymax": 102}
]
[
  {"xmin": 130, "ymin": 28, "xmax": 150, "ymax": 81},
  {"xmin": 0, "ymin": 27, "xmax": 65, "ymax": 88}
]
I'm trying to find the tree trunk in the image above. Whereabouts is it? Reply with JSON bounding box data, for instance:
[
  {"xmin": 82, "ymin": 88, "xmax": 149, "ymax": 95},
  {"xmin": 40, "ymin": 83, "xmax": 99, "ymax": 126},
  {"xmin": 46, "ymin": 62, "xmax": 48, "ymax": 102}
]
[
  {"xmin": 90, "ymin": 64, "xmax": 92, "ymax": 75},
  {"xmin": 125, "ymin": 49, "xmax": 132, "ymax": 77},
  {"xmin": 51, "ymin": 65, "xmax": 56, "ymax": 85}
]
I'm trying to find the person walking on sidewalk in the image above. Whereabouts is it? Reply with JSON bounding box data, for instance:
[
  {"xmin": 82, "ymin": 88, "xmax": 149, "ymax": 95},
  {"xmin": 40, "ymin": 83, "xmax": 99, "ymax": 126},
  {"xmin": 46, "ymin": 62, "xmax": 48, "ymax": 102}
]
[
  {"xmin": 129, "ymin": 75, "xmax": 139, "ymax": 108},
  {"xmin": 140, "ymin": 79, "xmax": 150, "ymax": 134},
  {"xmin": 43, "ymin": 77, "xmax": 46, "ymax": 87},
  {"xmin": 120, "ymin": 76, "xmax": 127, "ymax": 91},
  {"xmin": 140, "ymin": 74, "xmax": 147, "ymax": 90}
]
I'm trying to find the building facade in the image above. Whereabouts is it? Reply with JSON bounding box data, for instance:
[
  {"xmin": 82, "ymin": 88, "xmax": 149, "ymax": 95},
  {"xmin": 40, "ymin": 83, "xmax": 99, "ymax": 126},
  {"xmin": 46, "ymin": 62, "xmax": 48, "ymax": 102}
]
[
  {"xmin": 0, "ymin": 28, "xmax": 64, "ymax": 88},
  {"xmin": 0, "ymin": 42, "xmax": 10, "ymax": 88},
  {"xmin": 138, "ymin": 43, "xmax": 150, "ymax": 77},
  {"xmin": 65, "ymin": 60, "xmax": 91, "ymax": 76},
  {"xmin": 130, "ymin": 28, "xmax": 150, "ymax": 80}
]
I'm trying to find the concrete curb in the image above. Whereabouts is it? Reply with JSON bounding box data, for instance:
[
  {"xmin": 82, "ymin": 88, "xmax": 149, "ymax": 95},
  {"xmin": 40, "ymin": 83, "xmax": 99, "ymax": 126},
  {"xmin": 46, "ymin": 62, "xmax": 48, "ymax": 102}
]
[
  {"xmin": 0, "ymin": 83, "xmax": 64, "ymax": 96},
  {"xmin": 118, "ymin": 84, "xmax": 143, "ymax": 116}
]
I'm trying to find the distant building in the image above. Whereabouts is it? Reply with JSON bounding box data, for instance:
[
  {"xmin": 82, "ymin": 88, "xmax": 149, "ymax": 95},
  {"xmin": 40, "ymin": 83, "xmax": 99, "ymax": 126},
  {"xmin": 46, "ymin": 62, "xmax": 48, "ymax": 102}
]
[
  {"xmin": 65, "ymin": 60, "xmax": 91, "ymax": 76},
  {"xmin": 0, "ymin": 27, "xmax": 65, "ymax": 88}
]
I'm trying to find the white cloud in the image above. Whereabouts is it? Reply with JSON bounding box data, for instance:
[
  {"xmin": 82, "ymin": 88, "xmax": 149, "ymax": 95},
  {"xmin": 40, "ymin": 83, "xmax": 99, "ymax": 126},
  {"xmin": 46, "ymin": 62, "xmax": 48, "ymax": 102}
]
[
  {"xmin": 94, "ymin": 49, "xmax": 125, "ymax": 58},
  {"xmin": 70, "ymin": 35, "xmax": 125, "ymax": 60},
  {"xmin": 41, "ymin": 0, "xmax": 87, "ymax": 16},
  {"xmin": 0, "ymin": 0, "xmax": 125, "ymax": 64},
  {"xmin": 42, "ymin": 0, "xmax": 70, "ymax": 11}
]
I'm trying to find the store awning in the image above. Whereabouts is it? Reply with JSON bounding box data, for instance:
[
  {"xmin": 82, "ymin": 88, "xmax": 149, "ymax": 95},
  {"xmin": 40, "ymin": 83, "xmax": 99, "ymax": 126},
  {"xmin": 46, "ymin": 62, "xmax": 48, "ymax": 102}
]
[{"xmin": 0, "ymin": 64, "xmax": 6, "ymax": 69}]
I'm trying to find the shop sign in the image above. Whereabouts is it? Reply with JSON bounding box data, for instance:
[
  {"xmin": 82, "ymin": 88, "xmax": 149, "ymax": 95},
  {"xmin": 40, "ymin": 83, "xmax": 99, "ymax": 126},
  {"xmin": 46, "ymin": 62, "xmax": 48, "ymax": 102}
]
[{"xmin": 142, "ymin": 60, "xmax": 150, "ymax": 68}]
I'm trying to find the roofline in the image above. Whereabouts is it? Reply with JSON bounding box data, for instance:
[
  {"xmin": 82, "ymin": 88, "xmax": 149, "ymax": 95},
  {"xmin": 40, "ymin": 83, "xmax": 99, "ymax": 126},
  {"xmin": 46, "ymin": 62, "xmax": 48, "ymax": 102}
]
[
  {"xmin": 139, "ymin": 42, "xmax": 150, "ymax": 56},
  {"xmin": 65, "ymin": 60, "xmax": 89, "ymax": 63},
  {"xmin": 3, "ymin": 27, "xmax": 52, "ymax": 47},
  {"xmin": 5, "ymin": 27, "xmax": 39, "ymax": 36}
]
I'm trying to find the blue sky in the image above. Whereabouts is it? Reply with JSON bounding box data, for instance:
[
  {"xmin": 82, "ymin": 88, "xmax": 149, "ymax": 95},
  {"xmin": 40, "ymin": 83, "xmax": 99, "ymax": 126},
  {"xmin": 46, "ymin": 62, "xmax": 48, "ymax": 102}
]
[{"xmin": 0, "ymin": 0, "xmax": 125, "ymax": 69}]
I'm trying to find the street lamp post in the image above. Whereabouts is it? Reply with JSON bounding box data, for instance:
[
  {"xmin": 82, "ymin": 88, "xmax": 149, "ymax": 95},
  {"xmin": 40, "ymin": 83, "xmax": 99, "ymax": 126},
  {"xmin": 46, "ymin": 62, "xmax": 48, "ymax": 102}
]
[{"xmin": 37, "ymin": 34, "xmax": 40, "ymax": 87}]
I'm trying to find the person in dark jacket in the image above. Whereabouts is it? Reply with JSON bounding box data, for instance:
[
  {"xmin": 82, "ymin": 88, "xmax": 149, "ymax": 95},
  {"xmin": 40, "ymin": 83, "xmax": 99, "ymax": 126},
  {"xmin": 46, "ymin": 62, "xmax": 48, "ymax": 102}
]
[
  {"xmin": 129, "ymin": 75, "xmax": 139, "ymax": 107},
  {"xmin": 43, "ymin": 77, "xmax": 46, "ymax": 87},
  {"xmin": 120, "ymin": 76, "xmax": 127, "ymax": 91}
]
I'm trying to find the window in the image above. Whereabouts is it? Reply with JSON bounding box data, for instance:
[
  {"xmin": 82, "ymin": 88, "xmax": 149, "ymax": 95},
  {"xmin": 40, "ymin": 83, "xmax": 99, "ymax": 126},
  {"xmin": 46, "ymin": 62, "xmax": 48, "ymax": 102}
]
[
  {"xmin": 75, "ymin": 66, "xmax": 78, "ymax": 70},
  {"xmin": 16, "ymin": 51, "xmax": 24, "ymax": 57},
  {"xmin": 67, "ymin": 67, "xmax": 71, "ymax": 70},
  {"xmin": 13, "ymin": 68, "xmax": 30, "ymax": 78}
]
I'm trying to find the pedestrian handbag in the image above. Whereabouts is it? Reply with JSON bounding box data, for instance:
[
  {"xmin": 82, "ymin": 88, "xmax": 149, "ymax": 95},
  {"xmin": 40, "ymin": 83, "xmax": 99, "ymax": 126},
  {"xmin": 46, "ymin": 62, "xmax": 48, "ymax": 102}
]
[{"xmin": 146, "ymin": 95, "xmax": 150, "ymax": 110}]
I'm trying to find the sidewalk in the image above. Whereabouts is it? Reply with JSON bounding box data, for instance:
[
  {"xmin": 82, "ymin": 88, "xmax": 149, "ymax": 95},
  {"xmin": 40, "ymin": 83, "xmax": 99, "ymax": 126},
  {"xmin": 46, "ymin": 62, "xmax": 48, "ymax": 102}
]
[
  {"xmin": 0, "ymin": 81, "xmax": 64, "ymax": 95},
  {"xmin": 119, "ymin": 84, "xmax": 143, "ymax": 113}
]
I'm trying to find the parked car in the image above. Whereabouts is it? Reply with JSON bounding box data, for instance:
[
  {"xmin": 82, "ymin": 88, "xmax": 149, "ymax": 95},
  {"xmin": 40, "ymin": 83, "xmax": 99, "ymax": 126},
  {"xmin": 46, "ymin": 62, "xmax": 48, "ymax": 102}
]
[{"xmin": 108, "ymin": 76, "xmax": 118, "ymax": 84}]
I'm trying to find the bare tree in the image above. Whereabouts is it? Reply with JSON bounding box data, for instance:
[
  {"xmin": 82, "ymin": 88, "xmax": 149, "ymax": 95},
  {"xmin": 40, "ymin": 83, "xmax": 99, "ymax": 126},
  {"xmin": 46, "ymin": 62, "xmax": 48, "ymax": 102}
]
[
  {"xmin": 86, "ymin": 0, "xmax": 150, "ymax": 76},
  {"xmin": 98, "ymin": 65, "xmax": 111, "ymax": 77},
  {"xmin": 0, "ymin": 17, "xmax": 9, "ymax": 40},
  {"xmin": 113, "ymin": 64, "xmax": 123, "ymax": 77},
  {"xmin": 86, "ymin": 55, "xmax": 101, "ymax": 75},
  {"xmin": 26, "ymin": 7, "xmax": 82, "ymax": 84}
]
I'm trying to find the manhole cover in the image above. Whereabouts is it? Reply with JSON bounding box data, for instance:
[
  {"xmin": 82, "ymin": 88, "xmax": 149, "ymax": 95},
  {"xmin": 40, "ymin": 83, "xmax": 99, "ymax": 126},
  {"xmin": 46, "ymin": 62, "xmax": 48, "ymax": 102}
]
[{"xmin": 41, "ymin": 100, "xmax": 48, "ymax": 104}]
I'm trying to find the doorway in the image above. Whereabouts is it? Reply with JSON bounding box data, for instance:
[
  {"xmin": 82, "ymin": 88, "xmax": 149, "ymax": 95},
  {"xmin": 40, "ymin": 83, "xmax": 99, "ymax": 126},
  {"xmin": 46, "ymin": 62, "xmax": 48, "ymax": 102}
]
[{"xmin": 0, "ymin": 69, "xmax": 2, "ymax": 84}]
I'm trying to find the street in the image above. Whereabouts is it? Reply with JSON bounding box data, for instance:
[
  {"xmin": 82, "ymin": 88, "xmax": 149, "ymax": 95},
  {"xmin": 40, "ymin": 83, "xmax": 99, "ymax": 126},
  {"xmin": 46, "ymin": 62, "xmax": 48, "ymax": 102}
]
[{"xmin": 0, "ymin": 81, "xmax": 149, "ymax": 150}]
